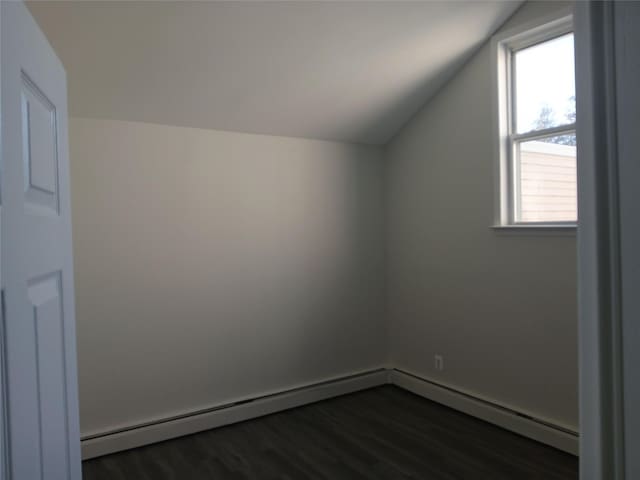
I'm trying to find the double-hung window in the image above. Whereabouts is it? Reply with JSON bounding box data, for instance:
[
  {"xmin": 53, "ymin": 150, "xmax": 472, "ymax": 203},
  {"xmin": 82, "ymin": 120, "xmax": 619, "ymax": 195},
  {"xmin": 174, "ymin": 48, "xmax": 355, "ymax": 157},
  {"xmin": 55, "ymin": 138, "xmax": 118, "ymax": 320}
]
[{"xmin": 493, "ymin": 15, "xmax": 576, "ymax": 228}]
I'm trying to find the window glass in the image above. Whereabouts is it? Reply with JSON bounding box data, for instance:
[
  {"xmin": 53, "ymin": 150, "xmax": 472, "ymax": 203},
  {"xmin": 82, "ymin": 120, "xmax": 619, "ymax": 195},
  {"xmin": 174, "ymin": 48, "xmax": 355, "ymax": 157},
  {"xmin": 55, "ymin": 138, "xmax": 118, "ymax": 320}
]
[
  {"xmin": 514, "ymin": 33, "xmax": 575, "ymax": 134},
  {"xmin": 516, "ymin": 134, "xmax": 577, "ymax": 223}
]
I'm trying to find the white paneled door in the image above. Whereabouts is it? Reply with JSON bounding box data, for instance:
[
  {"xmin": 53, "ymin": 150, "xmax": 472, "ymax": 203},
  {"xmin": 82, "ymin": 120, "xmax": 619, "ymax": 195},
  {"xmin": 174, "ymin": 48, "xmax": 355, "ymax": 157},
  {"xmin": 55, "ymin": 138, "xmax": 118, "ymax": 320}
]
[{"xmin": 1, "ymin": 2, "xmax": 82, "ymax": 479}]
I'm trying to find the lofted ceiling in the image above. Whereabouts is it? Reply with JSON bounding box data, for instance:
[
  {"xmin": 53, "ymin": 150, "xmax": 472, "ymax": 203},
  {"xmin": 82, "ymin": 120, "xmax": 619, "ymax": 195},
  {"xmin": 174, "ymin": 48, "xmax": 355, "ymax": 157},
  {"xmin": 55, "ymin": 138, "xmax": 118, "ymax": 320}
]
[{"xmin": 27, "ymin": 1, "xmax": 522, "ymax": 145}]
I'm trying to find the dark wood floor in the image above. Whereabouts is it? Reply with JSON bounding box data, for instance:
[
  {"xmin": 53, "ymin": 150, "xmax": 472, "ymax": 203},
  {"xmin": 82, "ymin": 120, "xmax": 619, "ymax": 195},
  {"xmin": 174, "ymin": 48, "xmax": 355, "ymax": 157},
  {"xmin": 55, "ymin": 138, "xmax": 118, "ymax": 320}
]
[{"xmin": 82, "ymin": 386, "xmax": 578, "ymax": 480}]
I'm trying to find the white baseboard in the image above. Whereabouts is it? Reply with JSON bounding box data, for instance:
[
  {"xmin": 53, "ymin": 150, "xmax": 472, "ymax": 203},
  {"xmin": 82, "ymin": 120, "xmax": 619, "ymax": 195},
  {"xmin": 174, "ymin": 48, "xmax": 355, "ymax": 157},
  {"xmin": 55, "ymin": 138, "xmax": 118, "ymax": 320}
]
[
  {"xmin": 389, "ymin": 369, "xmax": 579, "ymax": 455},
  {"xmin": 81, "ymin": 368, "xmax": 388, "ymax": 459}
]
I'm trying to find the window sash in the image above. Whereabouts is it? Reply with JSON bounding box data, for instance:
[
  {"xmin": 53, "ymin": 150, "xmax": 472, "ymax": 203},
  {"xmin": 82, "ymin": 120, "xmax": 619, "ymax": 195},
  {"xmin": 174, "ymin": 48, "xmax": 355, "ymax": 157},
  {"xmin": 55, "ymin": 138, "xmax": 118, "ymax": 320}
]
[
  {"xmin": 509, "ymin": 35, "xmax": 575, "ymax": 136},
  {"xmin": 510, "ymin": 127, "xmax": 576, "ymax": 225},
  {"xmin": 512, "ymin": 123, "xmax": 576, "ymax": 143},
  {"xmin": 492, "ymin": 11, "xmax": 575, "ymax": 228},
  {"xmin": 504, "ymin": 31, "xmax": 576, "ymax": 226}
]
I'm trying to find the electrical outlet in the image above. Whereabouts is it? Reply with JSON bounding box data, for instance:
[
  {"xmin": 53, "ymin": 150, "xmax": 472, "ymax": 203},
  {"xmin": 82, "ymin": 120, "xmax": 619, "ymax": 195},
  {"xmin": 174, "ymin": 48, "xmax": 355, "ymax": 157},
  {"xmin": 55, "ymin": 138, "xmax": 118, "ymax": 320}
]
[{"xmin": 434, "ymin": 354, "xmax": 444, "ymax": 371}]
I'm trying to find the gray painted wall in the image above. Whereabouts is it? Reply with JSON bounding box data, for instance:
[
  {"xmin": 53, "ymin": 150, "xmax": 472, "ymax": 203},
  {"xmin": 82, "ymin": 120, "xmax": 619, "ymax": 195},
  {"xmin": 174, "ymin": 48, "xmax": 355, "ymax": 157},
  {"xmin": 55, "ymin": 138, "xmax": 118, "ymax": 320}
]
[
  {"xmin": 386, "ymin": 1, "xmax": 578, "ymax": 431},
  {"xmin": 69, "ymin": 118, "xmax": 386, "ymax": 436}
]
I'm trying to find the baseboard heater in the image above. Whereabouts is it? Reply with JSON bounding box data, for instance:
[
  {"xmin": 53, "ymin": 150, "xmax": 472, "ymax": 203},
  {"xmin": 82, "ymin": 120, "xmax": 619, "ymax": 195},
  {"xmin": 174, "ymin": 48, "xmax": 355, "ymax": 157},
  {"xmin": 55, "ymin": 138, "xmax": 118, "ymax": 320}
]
[
  {"xmin": 393, "ymin": 368, "xmax": 578, "ymax": 435},
  {"xmin": 390, "ymin": 368, "xmax": 579, "ymax": 455},
  {"xmin": 80, "ymin": 368, "xmax": 389, "ymax": 459},
  {"xmin": 81, "ymin": 367, "xmax": 579, "ymax": 459}
]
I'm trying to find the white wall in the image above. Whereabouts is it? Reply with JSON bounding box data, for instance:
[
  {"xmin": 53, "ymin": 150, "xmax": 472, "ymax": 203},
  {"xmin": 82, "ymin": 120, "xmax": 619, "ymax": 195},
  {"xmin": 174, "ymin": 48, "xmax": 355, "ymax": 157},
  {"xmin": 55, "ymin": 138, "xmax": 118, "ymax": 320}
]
[
  {"xmin": 386, "ymin": 1, "xmax": 578, "ymax": 431},
  {"xmin": 69, "ymin": 118, "xmax": 386, "ymax": 436},
  {"xmin": 68, "ymin": 0, "xmax": 579, "ymax": 441}
]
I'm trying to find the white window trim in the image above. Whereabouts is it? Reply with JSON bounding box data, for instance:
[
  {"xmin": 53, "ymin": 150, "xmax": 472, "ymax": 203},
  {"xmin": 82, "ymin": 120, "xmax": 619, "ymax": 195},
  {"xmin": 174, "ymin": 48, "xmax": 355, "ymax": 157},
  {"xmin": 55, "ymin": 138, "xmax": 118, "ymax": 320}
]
[{"xmin": 491, "ymin": 9, "xmax": 576, "ymax": 234}]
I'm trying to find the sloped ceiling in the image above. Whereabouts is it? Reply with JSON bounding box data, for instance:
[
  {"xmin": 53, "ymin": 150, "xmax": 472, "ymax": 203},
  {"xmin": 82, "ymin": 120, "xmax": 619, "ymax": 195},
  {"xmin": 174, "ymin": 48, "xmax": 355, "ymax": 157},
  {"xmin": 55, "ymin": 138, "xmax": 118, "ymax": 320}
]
[{"xmin": 27, "ymin": 1, "xmax": 521, "ymax": 145}]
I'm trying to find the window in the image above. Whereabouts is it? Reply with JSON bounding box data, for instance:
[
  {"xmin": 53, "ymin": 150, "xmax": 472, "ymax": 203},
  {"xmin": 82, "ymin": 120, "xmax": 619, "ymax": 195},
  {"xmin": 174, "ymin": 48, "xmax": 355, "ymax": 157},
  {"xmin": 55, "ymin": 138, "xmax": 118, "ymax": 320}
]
[{"xmin": 493, "ymin": 15, "xmax": 576, "ymax": 228}]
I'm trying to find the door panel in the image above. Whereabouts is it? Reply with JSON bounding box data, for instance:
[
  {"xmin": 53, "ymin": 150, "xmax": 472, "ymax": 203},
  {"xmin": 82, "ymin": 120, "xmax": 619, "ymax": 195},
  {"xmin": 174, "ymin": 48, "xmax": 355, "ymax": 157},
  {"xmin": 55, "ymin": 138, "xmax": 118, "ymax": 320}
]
[
  {"xmin": 29, "ymin": 271, "xmax": 71, "ymax": 479},
  {"xmin": 1, "ymin": 2, "xmax": 82, "ymax": 479},
  {"xmin": 21, "ymin": 73, "xmax": 60, "ymax": 214}
]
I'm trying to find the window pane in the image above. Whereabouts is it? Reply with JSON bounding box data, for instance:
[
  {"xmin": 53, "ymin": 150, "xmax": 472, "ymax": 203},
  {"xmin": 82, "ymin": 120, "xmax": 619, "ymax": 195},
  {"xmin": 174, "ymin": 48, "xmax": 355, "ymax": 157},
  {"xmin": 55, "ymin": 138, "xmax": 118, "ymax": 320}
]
[
  {"xmin": 516, "ymin": 134, "xmax": 577, "ymax": 223},
  {"xmin": 514, "ymin": 34, "xmax": 575, "ymax": 133}
]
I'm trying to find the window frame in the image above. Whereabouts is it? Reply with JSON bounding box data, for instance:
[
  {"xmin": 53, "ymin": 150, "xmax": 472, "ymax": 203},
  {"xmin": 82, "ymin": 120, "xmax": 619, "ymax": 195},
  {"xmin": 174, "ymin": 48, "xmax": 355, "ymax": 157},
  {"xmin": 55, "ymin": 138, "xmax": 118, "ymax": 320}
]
[{"xmin": 492, "ymin": 12, "xmax": 576, "ymax": 232}]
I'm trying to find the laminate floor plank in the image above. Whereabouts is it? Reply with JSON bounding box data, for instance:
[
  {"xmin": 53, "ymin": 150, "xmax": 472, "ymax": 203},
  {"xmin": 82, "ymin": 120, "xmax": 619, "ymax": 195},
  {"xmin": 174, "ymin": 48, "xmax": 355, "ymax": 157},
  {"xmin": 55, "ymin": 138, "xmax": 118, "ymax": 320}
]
[{"xmin": 83, "ymin": 386, "xmax": 578, "ymax": 480}]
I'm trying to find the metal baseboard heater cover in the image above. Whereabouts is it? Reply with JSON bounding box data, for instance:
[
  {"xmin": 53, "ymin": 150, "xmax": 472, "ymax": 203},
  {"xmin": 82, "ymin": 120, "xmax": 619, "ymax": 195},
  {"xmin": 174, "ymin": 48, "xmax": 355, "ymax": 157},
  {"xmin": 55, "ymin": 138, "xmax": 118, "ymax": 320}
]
[{"xmin": 81, "ymin": 367, "xmax": 578, "ymax": 459}]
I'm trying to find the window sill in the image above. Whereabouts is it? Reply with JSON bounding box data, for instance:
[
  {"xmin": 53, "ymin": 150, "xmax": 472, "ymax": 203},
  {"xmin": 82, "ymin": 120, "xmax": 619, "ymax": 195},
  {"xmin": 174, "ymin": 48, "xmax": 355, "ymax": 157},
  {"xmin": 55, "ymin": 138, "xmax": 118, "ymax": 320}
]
[{"xmin": 491, "ymin": 224, "xmax": 577, "ymax": 236}]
